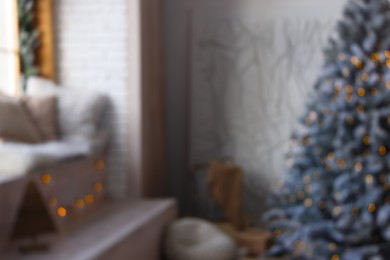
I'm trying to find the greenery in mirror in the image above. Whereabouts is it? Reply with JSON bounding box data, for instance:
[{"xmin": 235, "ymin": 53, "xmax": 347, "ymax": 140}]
[
  {"xmin": 18, "ymin": 0, "xmax": 39, "ymax": 92},
  {"xmin": 263, "ymin": 0, "xmax": 390, "ymax": 259}
]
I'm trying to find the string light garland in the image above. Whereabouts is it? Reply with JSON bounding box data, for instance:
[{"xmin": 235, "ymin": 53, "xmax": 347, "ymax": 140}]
[{"xmin": 41, "ymin": 160, "xmax": 105, "ymax": 218}]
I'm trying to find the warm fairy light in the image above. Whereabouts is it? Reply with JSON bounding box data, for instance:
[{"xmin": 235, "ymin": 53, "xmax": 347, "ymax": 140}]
[
  {"xmin": 355, "ymin": 162, "xmax": 363, "ymax": 172},
  {"xmin": 333, "ymin": 206, "xmax": 342, "ymax": 215},
  {"xmin": 342, "ymin": 68, "xmax": 350, "ymax": 77},
  {"xmin": 331, "ymin": 254, "xmax": 340, "ymax": 260},
  {"xmin": 356, "ymin": 105, "xmax": 365, "ymax": 113},
  {"xmin": 337, "ymin": 159, "xmax": 346, "ymax": 169},
  {"xmin": 41, "ymin": 173, "xmax": 52, "ymax": 184},
  {"xmin": 85, "ymin": 194, "xmax": 94, "ymax": 204},
  {"xmin": 368, "ymin": 203, "xmax": 376, "ymax": 213},
  {"xmin": 362, "ymin": 73, "xmax": 369, "ymax": 82},
  {"xmin": 338, "ymin": 53, "xmax": 346, "ymax": 61},
  {"xmin": 363, "ymin": 135, "xmax": 370, "ymax": 145},
  {"xmin": 95, "ymin": 160, "xmax": 105, "ymax": 170},
  {"xmin": 57, "ymin": 207, "xmax": 67, "ymax": 217},
  {"xmin": 328, "ymin": 243, "xmax": 337, "ymax": 251},
  {"xmin": 357, "ymin": 88, "xmax": 365, "ymax": 97},
  {"xmin": 346, "ymin": 85, "xmax": 353, "ymax": 94},
  {"xmin": 365, "ymin": 175, "xmax": 374, "ymax": 184},
  {"xmin": 371, "ymin": 87, "xmax": 378, "ymax": 96},
  {"xmin": 379, "ymin": 146, "xmax": 387, "ymax": 156},
  {"xmin": 304, "ymin": 198, "xmax": 313, "ymax": 207},
  {"xmin": 386, "ymin": 81, "xmax": 390, "ymax": 90},
  {"xmin": 346, "ymin": 116, "xmax": 354, "ymax": 125},
  {"xmin": 371, "ymin": 53, "xmax": 380, "ymax": 61},
  {"xmin": 351, "ymin": 56, "xmax": 362, "ymax": 68},
  {"xmin": 75, "ymin": 199, "xmax": 85, "ymax": 209},
  {"xmin": 334, "ymin": 83, "xmax": 342, "ymax": 93},
  {"xmin": 386, "ymin": 60, "xmax": 390, "ymax": 69},
  {"xmin": 94, "ymin": 182, "xmax": 103, "ymax": 192},
  {"xmin": 48, "ymin": 197, "xmax": 58, "ymax": 207}
]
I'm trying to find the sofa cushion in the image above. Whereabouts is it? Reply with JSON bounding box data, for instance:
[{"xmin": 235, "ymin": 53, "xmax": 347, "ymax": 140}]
[
  {"xmin": 0, "ymin": 94, "xmax": 43, "ymax": 144},
  {"xmin": 20, "ymin": 95, "xmax": 59, "ymax": 142},
  {"xmin": 26, "ymin": 77, "xmax": 108, "ymax": 143},
  {"xmin": 0, "ymin": 140, "xmax": 92, "ymax": 177}
]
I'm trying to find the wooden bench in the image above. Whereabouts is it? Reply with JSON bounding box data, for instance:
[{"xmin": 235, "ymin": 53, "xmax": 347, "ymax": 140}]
[{"xmin": 2, "ymin": 199, "xmax": 177, "ymax": 260}]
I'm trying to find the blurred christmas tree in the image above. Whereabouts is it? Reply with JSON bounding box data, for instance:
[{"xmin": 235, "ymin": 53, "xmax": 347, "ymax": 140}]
[{"xmin": 263, "ymin": 0, "xmax": 390, "ymax": 259}]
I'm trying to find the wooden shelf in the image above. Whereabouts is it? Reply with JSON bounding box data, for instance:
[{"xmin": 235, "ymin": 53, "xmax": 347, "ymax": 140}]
[{"xmin": 2, "ymin": 199, "xmax": 177, "ymax": 260}]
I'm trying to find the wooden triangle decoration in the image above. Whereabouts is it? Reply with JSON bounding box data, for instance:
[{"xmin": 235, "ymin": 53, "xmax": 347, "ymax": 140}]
[{"xmin": 10, "ymin": 181, "xmax": 58, "ymax": 240}]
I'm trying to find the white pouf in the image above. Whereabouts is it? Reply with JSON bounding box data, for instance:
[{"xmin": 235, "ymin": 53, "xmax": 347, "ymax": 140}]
[{"xmin": 165, "ymin": 218, "xmax": 237, "ymax": 260}]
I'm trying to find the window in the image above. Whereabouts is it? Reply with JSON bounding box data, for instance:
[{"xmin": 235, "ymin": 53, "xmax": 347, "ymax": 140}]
[{"xmin": 0, "ymin": 0, "xmax": 19, "ymax": 96}]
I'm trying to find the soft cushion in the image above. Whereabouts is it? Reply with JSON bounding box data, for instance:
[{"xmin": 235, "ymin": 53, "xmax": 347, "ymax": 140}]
[
  {"xmin": 0, "ymin": 140, "xmax": 92, "ymax": 178},
  {"xmin": 20, "ymin": 95, "xmax": 59, "ymax": 141},
  {"xmin": 165, "ymin": 218, "xmax": 237, "ymax": 260},
  {"xmin": 0, "ymin": 94, "xmax": 42, "ymax": 144},
  {"xmin": 27, "ymin": 77, "xmax": 107, "ymax": 143}
]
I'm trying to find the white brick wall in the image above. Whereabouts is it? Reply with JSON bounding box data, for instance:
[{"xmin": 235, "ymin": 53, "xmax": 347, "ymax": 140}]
[{"xmin": 55, "ymin": 0, "xmax": 129, "ymax": 198}]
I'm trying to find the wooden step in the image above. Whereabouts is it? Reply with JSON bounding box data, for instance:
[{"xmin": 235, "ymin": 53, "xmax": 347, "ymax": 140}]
[{"xmin": 2, "ymin": 199, "xmax": 177, "ymax": 260}]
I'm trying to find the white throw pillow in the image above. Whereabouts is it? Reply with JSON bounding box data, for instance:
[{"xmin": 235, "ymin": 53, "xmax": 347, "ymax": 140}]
[
  {"xmin": 165, "ymin": 218, "xmax": 237, "ymax": 260},
  {"xmin": 26, "ymin": 77, "xmax": 107, "ymax": 143}
]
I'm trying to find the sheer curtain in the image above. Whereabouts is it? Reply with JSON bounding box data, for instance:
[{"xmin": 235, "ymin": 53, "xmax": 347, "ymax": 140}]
[{"xmin": 0, "ymin": 0, "xmax": 19, "ymax": 96}]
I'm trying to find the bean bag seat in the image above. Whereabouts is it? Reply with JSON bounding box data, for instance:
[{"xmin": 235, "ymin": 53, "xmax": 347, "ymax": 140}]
[{"xmin": 165, "ymin": 218, "xmax": 237, "ymax": 260}]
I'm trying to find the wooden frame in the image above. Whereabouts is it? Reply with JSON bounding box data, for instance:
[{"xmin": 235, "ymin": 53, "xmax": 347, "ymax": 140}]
[
  {"xmin": 35, "ymin": 0, "xmax": 56, "ymax": 82},
  {"xmin": 127, "ymin": 0, "xmax": 166, "ymax": 198}
]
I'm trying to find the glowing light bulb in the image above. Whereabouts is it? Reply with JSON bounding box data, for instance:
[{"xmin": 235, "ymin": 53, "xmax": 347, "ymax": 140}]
[
  {"xmin": 379, "ymin": 146, "xmax": 387, "ymax": 156},
  {"xmin": 371, "ymin": 53, "xmax": 380, "ymax": 61},
  {"xmin": 85, "ymin": 194, "xmax": 94, "ymax": 204},
  {"xmin": 94, "ymin": 182, "xmax": 103, "ymax": 192},
  {"xmin": 57, "ymin": 207, "xmax": 67, "ymax": 217},
  {"xmin": 355, "ymin": 162, "xmax": 363, "ymax": 172},
  {"xmin": 328, "ymin": 243, "xmax": 337, "ymax": 251},
  {"xmin": 75, "ymin": 199, "xmax": 85, "ymax": 209},
  {"xmin": 333, "ymin": 206, "xmax": 342, "ymax": 215},
  {"xmin": 304, "ymin": 198, "xmax": 313, "ymax": 207},
  {"xmin": 357, "ymin": 88, "xmax": 365, "ymax": 97},
  {"xmin": 95, "ymin": 160, "xmax": 105, "ymax": 170},
  {"xmin": 41, "ymin": 173, "xmax": 51, "ymax": 184},
  {"xmin": 363, "ymin": 135, "xmax": 370, "ymax": 145},
  {"xmin": 362, "ymin": 73, "xmax": 369, "ymax": 82},
  {"xmin": 365, "ymin": 175, "xmax": 374, "ymax": 184},
  {"xmin": 331, "ymin": 254, "xmax": 339, "ymax": 260},
  {"xmin": 368, "ymin": 203, "xmax": 376, "ymax": 213}
]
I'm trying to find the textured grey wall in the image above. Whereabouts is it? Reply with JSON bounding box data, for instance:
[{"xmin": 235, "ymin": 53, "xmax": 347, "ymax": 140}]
[{"xmin": 165, "ymin": 0, "xmax": 347, "ymax": 218}]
